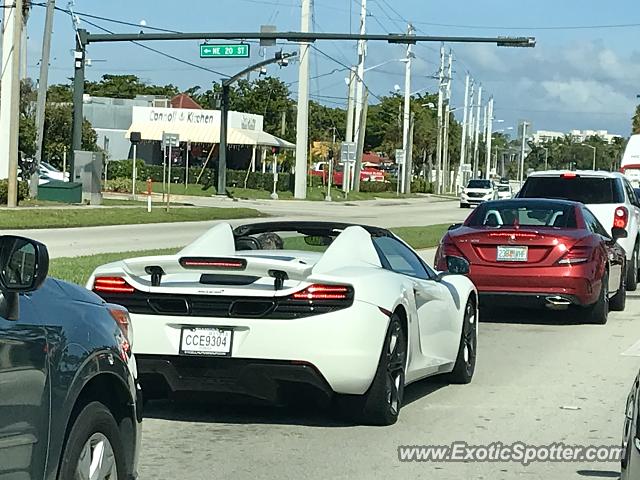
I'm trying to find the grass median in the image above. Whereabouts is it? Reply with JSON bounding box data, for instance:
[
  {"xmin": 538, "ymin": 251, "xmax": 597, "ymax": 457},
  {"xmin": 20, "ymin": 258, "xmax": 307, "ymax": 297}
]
[
  {"xmin": 2, "ymin": 206, "xmax": 264, "ymax": 229},
  {"xmin": 150, "ymin": 182, "xmax": 416, "ymax": 202},
  {"xmin": 49, "ymin": 223, "xmax": 450, "ymax": 285}
]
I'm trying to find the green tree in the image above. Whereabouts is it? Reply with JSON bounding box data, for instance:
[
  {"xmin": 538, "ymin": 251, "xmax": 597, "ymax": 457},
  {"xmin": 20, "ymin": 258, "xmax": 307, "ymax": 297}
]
[
  {"xmin": 84, "ymin": 74, "xmax": 179, "ymax": 99},
  {"xmin": 18, "ymin": 79, "xmax": 37, "ymax": 158},
  {"xmin": 633, "ymin": 105, "xmax": 640, "ymax": 135},
  {"xmin": 43, "ymin": 103, "xmax": 98, "ymax": 167},
  {"xmin": 47, "ymin": 84, "xmax": 73, "ymax": 103}
]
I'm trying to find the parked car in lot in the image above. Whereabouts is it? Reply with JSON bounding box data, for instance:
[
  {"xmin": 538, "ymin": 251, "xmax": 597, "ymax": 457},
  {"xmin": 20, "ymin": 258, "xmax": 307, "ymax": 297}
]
[
  {"xmin": 87, "ymin": 221, "xmax": 478, "ymax": 426},
  {"xmin": 518, "ymin": 171, "xmax": 640, "ymax": 291},
  {"xmin": 40, "ymin": 161, "xmax": 69, "ymax": 182},
  {"xmin": 435, "ymin": 199, "xmax": 627, "ymax": 324},
  {"xmin": 460, "ymin": 179, "xmax": 498, "ymax": 208},
  {"xmin": 309, "ymin": 162, "xmax": 385, "ymax": 184},
  {"xmin": 497, "ymin": 183, "xmax": 513, "ymax": 200},
  {"xmin": 0, "ymin": 235, "xmax": 141, "ymax": 479}
]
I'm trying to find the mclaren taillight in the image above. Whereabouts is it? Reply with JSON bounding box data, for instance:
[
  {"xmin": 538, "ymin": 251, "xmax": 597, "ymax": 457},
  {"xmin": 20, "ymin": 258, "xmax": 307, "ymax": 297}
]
[
  {"xmin": 93, "ymin": 277, "xmax": 135, "ymax": 294},
  {"xmin": 293, "ymin": 284, "xmax": 353, "ymax": 300},
  {"xmin": 558, "ymin": 246, "xmax": 593, "ymax": 265},
  {"xmin": 179, "ymin": 257, "xmax": 247, "ymax": 270},
  {"xmin": 614, "ymin": 206, "xmax": 629, "ymax": 229},
  {"xmin": 272, "ymin": 284, "xmax": 354, "ymax": 318}
]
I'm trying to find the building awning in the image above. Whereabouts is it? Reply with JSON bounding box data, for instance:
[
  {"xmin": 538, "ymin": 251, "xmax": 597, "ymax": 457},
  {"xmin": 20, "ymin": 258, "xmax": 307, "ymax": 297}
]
[{"xmin": 125, "ymin": 122, "xmax": 294, "ymax": 149}]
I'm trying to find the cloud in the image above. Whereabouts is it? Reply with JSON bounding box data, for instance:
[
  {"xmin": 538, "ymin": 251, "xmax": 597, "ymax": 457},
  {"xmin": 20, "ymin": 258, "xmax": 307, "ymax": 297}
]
[{"xmin": 438, "ymin": 41, "xmax": 640, "ymax": 135}]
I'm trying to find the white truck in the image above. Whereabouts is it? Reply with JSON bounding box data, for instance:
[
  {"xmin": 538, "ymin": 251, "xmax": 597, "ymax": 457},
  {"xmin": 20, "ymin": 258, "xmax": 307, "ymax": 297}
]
[{"xmin": 621, "ymin": 134, "xmax": 640, "ymax": 187}]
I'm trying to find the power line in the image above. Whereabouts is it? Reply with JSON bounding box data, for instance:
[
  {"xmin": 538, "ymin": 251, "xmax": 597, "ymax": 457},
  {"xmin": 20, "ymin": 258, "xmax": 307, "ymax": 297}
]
[
  {"xmin": 55, "ymin": 9, "xmax": 229, "ymax": 78},
  {"xmin": 310, "ymin": 44, "xmax": 384, "ymax": 102},
  {"xmin": 54, "ymin": 6, "xmax": 181, "ymax": 33},
  {"xmin": 410, "ymin": 19, "xmax": 640, "ymax": 31}
]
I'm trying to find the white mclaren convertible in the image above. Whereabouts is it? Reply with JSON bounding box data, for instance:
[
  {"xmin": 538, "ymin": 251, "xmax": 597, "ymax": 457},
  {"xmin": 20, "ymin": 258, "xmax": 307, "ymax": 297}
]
[{"xmin": 87, "ymin": 221, "xmax": 478, "ymax": 425}]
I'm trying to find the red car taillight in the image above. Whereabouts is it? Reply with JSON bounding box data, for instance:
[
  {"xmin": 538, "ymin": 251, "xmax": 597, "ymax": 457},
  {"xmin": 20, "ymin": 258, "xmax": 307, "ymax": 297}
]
[
  {"xmin": 614, "ymin": 206, "xmax": 629, "ymax": 229},
  {"xmin": 179, "ymin": 257, "xmax": 247, "ymax": 270},
  {"xmin": 558, "ymin": 246, "xmax": 593, "ymax": 265},
  {"xmin": 93, "ymin": 276, "xmax": 135, "ymax": 294},
  {"xmin": 108, "ymin": 308, "xmax": 133, "ymax": 358},
  {"xmin": 292, "ymin": 284, "xmax": 353, "ymax": 300},
  {"xmin": 435, "ymin": 239, "xmax": 464, "ymax": 270},
  {"xmin": 442, "ymin": 240, "xmax": 464, "ymax": 258}
]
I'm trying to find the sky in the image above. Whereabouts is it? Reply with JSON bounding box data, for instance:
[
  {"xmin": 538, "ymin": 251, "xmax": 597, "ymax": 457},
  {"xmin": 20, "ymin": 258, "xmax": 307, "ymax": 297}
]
[{"xmin": 8, "ymin": 0, "xmax": 640, "ymax": 137}]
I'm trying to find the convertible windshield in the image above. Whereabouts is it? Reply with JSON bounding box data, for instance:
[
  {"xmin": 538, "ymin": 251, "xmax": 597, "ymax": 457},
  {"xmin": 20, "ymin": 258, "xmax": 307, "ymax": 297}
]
[{"xmin": 467, "ymin": 201, "xmax": 578, "ymax": 228}]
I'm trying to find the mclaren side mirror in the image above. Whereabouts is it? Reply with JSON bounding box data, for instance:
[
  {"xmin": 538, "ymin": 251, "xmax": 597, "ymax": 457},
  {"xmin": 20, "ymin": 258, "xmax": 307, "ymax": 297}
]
[{"xmin": 0, "ymin": 236, "xmax": 49, "ymax": 321}]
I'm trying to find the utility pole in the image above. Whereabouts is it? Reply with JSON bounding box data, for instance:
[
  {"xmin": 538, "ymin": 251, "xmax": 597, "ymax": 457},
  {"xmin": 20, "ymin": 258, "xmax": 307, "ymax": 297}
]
[
  {"xmin": 472, "ymin": 85, "xmax": 483, "ymax": 178},
  {"xmin": 442, "ymin": 49, "xmax": 453, "ymax": 193},
  {"xmin": 401, "ymin": 23, "xmax": 414, "ymax": 194},
  {"xmin": 404, "ymin": 111, "xmax": 415, "ymax": 194},
  {"xmin": 485, "ymin": 97, "xmax": 494, "ymax": 179},
  {"xmin": 0, "ymin": 0, "xmax": 23, "ymax": 207},
  {"xmin": 459, "ymin": 73, "xmax": 470, "ymax": 188},
  {"xmin": 353, "ymin": 0, "xmax": 367, "ymax": 156},
  {"xmin": 32, "ymin": 0, "xmax": 57, "ymax": 197},
  {"xmin": 345, "ymin": 69, "xmax": 356, "ymax": 143},
  {"xmin": 71, "ymin": 29, "xmax": 86, "ymax": 176},
  {"xmin": 467, "ymin": 81, "xmax": 475, "ymax": 177},
  {"xmin": 353, "ymin": 87, "xmax": 368, "ymax": 192},
  {"xmin": 519, "ymin": 121, "xmax": 529, "ymax": 186},
  {"xmin": 434, "ymin": 43, "xmax": 445, "ymax": 194},
  {"xmin": 294, "ymin": 0, "xmax": 312, "ymax": 199}
]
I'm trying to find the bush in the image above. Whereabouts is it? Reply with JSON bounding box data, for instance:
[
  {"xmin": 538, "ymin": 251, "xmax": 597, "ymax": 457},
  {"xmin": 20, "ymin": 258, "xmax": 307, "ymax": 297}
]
[
  {"xmin": 0, "ymin": 180, "xmax": 29, "ymax": 205},
  {"xmin": 411, "ymin": 178, "xmax": 433, "ymax": 193},
  {"xmin": 106, "ymin": 159, "xmax": 146, "ymax": 180},
  {"xmin": 103, "ymin": 177, "xmax": 139, "ymax": 193},
  {"xmin": 360, "ymin": 181, "xmax": 393, "ymax": 193}
]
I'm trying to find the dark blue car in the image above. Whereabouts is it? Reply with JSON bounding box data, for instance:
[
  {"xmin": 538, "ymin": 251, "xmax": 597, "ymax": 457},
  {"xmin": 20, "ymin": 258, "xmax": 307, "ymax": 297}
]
[{"xmin": 0, "ymin": 235, "xmax": 142, "ymax": 479}]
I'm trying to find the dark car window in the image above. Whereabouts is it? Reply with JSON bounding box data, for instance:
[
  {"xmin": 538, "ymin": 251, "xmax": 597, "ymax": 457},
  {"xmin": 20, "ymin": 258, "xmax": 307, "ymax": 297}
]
[
  {"xmin": 624, "ymin": 180, "xmax": 639, "ymax": 207},
  {"xmin": 373, "ymin": 236, "xmax": 431, "ymax": 280},
  {"xmin": 467, "ymin": 201, "xmax": 577, "ymax": 228},
  {"xmin": 582, "ymin": 208, "xmax": 610, "ymax": 237},
  {"xmin": 519, "ymin": 176, "xmax": 625, "ymax": 204},
  {"xmin": 467, "ymin": 180, "xmax": 492, "ymax": 189}
]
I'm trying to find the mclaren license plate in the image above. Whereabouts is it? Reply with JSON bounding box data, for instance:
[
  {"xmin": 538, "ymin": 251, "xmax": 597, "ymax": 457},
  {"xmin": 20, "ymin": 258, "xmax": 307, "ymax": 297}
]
[
  {"xmin": 179, "ymin": 327, "xmax": 233, "ymax": 356},
  {"xmin": 497, "ymin": 245, "xmax": 528, "ymax": 262}
]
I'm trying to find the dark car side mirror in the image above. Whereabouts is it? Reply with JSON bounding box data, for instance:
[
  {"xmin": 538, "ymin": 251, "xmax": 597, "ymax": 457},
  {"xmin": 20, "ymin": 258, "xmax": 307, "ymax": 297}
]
[
  {"xmin": 446, "ymin": 256, "xmax": 470, "ymax": 275},
  {"xmin": 448, "ymin": 223, "xmax": 463, "ymax": 231},
  {"xmin": 437, "ymin": 256, "xmax": 471, "ymax": 281},
  {"xmin": 0, "ymin": 236, "xmax": 49, "ymax": 321},
  {"xmin": 611, "ymin": 227, "xmax": 628, "ymax": 242}
]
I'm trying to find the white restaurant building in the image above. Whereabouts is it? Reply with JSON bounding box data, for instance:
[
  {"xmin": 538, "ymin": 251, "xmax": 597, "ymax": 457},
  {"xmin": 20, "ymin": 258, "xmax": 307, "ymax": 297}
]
[{"xmin": 125, "ymin": 105, "xmax": 294, "ymax": 171}]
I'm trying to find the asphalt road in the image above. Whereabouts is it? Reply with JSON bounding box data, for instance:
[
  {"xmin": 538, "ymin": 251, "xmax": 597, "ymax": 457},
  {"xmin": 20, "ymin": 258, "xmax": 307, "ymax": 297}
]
[
  {"xmin": 17, "ymin": 195, "xmax": 640, "ymax": 478},
  {"xmin": 9, "ymin": 196, "xmax": 468, "ymax": 258},
  {"xmin": 137, "ymin": 293, "xmax": 640, "ymax": 480}
]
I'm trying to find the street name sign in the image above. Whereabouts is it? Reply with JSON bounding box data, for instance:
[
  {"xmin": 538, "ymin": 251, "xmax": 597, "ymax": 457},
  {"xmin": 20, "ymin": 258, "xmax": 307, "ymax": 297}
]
[{"xmin": 200, "ymin": 44, "xmax": 250, "ymax": 58}]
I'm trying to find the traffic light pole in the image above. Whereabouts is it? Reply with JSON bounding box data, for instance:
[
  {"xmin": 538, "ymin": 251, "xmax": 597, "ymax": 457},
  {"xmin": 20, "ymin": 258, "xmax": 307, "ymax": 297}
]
[
  {"xmin": 217, "ymin": 52, "xmax": 296, "ymax": 195},
  {"xmin": 71, "ymin": 30, "xmax": 535, "ymax": 194}
]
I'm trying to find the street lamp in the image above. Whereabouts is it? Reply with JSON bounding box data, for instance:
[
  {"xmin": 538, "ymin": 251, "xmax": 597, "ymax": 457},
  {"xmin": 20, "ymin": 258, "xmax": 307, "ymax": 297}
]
[
  {"xmin": 583, "ymin": 144, "xmax": 596, "ymax": 170},
  {"xmin": 540, "ymin": 146, "xmax": 549, "ymax": 170}
]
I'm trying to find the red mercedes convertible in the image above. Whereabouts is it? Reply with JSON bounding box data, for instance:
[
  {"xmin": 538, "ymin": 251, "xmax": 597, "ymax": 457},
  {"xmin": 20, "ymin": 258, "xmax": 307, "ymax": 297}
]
[{"xmin": 435, "ymin": 199, "xmax": 627, "ymax": 323}]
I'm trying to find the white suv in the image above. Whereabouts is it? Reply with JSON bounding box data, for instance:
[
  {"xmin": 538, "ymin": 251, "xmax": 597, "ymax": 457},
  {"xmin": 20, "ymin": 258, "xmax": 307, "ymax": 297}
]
[
  {"xmin": 460, "ymin": 179, "xmax": 498, "ymax": 208},
  {"xmin": 518, "ymin": 170, "xmax": 640, "ymax": 290}
]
